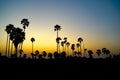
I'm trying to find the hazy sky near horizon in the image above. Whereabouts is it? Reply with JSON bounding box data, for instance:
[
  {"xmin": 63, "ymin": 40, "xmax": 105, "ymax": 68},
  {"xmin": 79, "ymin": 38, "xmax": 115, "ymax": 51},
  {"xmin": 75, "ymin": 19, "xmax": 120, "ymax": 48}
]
[{"xmin": 0, "ymin": 0, "xmax": 120, "ymax": 55}]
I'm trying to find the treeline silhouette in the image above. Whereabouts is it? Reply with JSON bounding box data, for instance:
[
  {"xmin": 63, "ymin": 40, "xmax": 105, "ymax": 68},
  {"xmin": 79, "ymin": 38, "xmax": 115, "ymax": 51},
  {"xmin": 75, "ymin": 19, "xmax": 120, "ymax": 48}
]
[{"xmin": 1, "ymin": 19, "xmax": 120, "ymax": 73}]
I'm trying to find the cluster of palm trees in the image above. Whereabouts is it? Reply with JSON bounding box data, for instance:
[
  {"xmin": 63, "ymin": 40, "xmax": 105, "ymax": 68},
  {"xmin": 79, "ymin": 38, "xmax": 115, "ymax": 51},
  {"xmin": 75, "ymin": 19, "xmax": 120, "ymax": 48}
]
[
  {"xmin": 54, "ymin": 24, "xmax": 84, "ymax": 57},
  {"xmin": 4, "ymin": 20, "xmax": 112, "ymax": 59},
  {"xmin": 5, "ymin": 19, "xmax": 29, "ymax": 57}
]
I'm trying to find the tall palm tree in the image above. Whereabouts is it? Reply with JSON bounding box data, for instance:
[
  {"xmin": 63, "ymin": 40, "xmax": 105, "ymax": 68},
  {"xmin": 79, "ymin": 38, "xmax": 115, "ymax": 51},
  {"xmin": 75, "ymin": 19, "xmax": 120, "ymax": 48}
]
[
  {"xmin": 63, "ymin": 37, "xmax": 67, "ymax": 52},
  {"xmin": 31, "ymin": 37, "xmax": 35, "ymax": 54},
  {"xmin": 5, "ymin": 24, "xmax": 14, "ymax": 57},
  {"xmin": 21, "ymin": 19, "xmax": 29, "ymax": 50},
  {"xmin": 10, "ymin": 27, "xmax": 25, "ymax": 57},
  {"xmin": 54, "ymin": 24, "xmax": 61, "ymax": 53},
  {"xmin": 66, "ymin": 42, "xmax": 70, "ymax": 56},
  {"xmin": 78, "ymin": 37, "xmax": 83, "ymax": 56},
  {"xmin": 71, "ymin": 44, "xmax": 75, "ymax": 56},
  {"xmin": 56, "ymin": 37, "xmax": 61, "ymax": 53},
  {"xmin": 21, "ymin": 19, "xmax": 29, "ymax": 32}
]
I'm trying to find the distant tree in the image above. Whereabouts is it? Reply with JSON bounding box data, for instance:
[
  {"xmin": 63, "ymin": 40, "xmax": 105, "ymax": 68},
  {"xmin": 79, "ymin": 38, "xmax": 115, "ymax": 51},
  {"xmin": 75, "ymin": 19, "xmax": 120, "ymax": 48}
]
[
  {"xmin": 23, "ymin": 54, "xmax": 27, "ymax": 59},
  {"xmin": 78, "ymin": 37, "xmax": 83, "ymax": 56},
  {"xmin": 35, "ymin": 50, "xmax": 39, "ymax": 59},
  {"xmin": 31, "ymin": 37, "xmax": 35, "ymax": 54},
  {"xmin": 60, "ymin": 51, "xmax": 66, "ymax": 58},
  {"xmin": 56, "ymin": 37, "xmax": 62, "ymax": 53},
  {"xmin": 48, "ymin": 53, "xmax": 53, "ymax": 59},
  {"xmin": 54, "ymin": 25, "xmax": 61, "ymax": 53},
  {"xmin": 19, "ymin": 49, "xmax": 24, "ymax": 58},
  {"xmin": 42, "ymin": 51, "xmax": 47, "ymax": 59},
  {"xmin": 54, "ymin": 52, "xmax": 59, "ymax": 59},
  {"xmin": 63, "ymin": 37, "xmax": 67, "ymax": 52},
  {"xmin": 61, "ymin": 41, "xmax": 65, "ymax": 52},
  {"xmin": 66, "ymin": 42, "xmax": 70, "ymax": 56},
  {"xmin": 38, "ymin": 54, "xmax": 43, "ymax": 59},
  {"xmin": 84, "ymin": 48, "xmax": 87, "ymax": 57},
  {"xmin": 96, "ymin": 49, "xmax": 101, "ymax": 57},
  {"xmin": 76, "ymin": 43, "xmax": 80, "ymax": 52},
  {"xmin": 31, "ymin": 53, "xmax": 34, "ymax": 59},
  {"xmin": 88, "ymin": 50, "xmax": 93, "ymax": 58},
  {"xmin": 5, "ymin": 24, "xmax": 14, "ymax": 57},
  {"xmin": 71, "ymin": 44, "xmax": 75, "ymax": 56}
]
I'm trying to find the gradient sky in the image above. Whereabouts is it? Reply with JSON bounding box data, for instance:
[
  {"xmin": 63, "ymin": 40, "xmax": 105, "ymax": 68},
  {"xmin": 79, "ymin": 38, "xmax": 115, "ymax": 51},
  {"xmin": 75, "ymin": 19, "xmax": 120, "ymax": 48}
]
[{"xmin": 0, "ymin": 0, "xmax": 120, "ymax": 56}]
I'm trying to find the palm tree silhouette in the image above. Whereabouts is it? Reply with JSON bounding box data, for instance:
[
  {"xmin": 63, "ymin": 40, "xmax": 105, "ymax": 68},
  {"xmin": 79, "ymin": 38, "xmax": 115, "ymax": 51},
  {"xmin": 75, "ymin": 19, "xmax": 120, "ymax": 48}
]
[
  {"xmin": 5, "ymin": 24, "xmax": 14, "ymax": 57},
  {"xmin": 78, "ymin": 37, "xmax": 83, "ymax": 56},
  {"xmin": 71, "ymin": 44, "xmax": 75, "ymax": 56},
  {"xmin": 63, "ymin": 37, "xmax": 67, "ymax": 52},
  {"xmin": 21, "ymin": 19, "xmax": 29, "ymax": 50},
  {"xmin": 35, "ymin": 50, "xmax": 39, "ymax": 59},
  {"xmin": 54, "ymin": 24, "xmax": 61, "ymax": 53},
  {"xmin": 31, "ymin": 53, "xmax": 34, "ymax": 59},
  {"xmin": 96, "ymin": 49, "xmax": 101, "ymax": 57},
  {"xmin": 66, "ymin": 42, "xmax": 70, "ymax": 56},
  {"xmin": 31, "ymin": 37, "xmax": 35, "ymax": 54},
  {"xmin": 21, "ymin": 19, "xmax": 29, "ymax": 32},
  {"xmin": 61, "ymin": 41, "xmax": 65, "ymax": 52},
  {"xmin": 19, "ymin": 49, "xmax": 24, "ymax": 58},
  {"xmin": 42, "ymin": 51, "xmax": 47, "ymax": 59},
  {"xmin": 48, "ymin": 53, "xmax": 53, "ymax": 59},
  {"xmin": 88, "ymin": 50, "xmax": 93, "ymax": 58},
  {"xmin": 56, "ymin": 37, "xmax": 61, "ymax": 53},
  {"xmin": 76, "ymin": 43, "xmax": 80, "ymax": 52},
  {"xmin": 10, "ymin": 27, "xmax": 25, "ymax": 57}
]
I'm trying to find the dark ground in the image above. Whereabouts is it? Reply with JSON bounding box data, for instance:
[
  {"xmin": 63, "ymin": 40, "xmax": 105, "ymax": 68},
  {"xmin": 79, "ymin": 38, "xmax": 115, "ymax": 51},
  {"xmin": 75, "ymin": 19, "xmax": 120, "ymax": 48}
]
[{"xmin": 0, "ymin": 57, "xmax": 120, "ymax": 79}]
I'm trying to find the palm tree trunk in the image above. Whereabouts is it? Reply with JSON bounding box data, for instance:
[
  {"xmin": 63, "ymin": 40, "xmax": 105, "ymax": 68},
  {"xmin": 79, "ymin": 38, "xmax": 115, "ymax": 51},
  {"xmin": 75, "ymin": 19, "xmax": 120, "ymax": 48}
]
[
  {"xmin": 8, "ymin": 37, "xmax": 11, "ymax": 57},
  {"xmin": 57, "ymin": 30, "xmax": 58, "ymax": 53},
  {"xmin": 67, "ymin": 47, "xmax": 69, "ymax": 56},
  {"xmin": 65, "ymin": 45, "xmax": 66, "ymax": 53},
  {"xmin": 5, "ymin": 34, "xmax": 8, "ymax": 57},
  {"xmin": 11, "ymin": 41, "xmax": 13, "ymax": 57},
  {"xmin": 32, "ymin": 42, "xmax": 33, "ymax": 53},
  {"xmin": 59, "ymin": 44, "xmax": 60, "ymax": 53}
]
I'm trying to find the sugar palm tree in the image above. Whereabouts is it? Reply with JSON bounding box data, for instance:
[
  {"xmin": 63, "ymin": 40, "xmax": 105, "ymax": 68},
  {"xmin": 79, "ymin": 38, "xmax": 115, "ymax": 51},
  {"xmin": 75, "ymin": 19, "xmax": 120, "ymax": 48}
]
[
  {"xmin": 66, "ymin": 42, "xmax": 70, "ymax": 56},
  {"xmin": 21, "ymin": 19, "xmax": 29, "ymax": 50},
  {"xmin": 63, "ymin": 37, "xmax": 67, "ymax": 52},
  {"xmin": 78, "ymin": 37, "xmax": 83, "ymax": 56},
  {"xmin": 10, "ymin": 27, "xmax": 25, "ymax": 57},
  {"xmin": 48, "ymin": 53, "xmax": 53, "ymax": 59},
  {"xmin": 31, "ymin": 37, "xmax": 35, "ymax": 54},
  {"xmin": 42, "ymin": 51, "xmax": 47, "ymax": 59},
  {"xmin": 35, "ymin": 50, "xmax": 39, "ymax": 59},
  {"xmin": 19, "ymin": 49, "xmax": 24, "ymax": 58},
  {"xmin": 76, "ymin": 43, "xmax": 80, "ymax": 52},
  {"xmin": 21, "ymin": 19, "xmax": 29, "ymax": 32},
  {"xmin": 88, "ymin": 50, "xmax": 93, "ymax": 58},
  {"xmin": 56, "ymin": 37, "xmax": 61, "ymax": 53},
  {"xmin": 54, "ymin": 24, "xmax": 61, "ymax": 53},
  {"xmin": 96, "ymin": 49, "xmax": 101, "ymax": 57},
  {"xmin": 61, "ymin": 41, "xmax": 65, "ymax": 52},
  {"xmin": 71, "ymin": 44, "xmax": 75, "ymax": 56},
  {"xmin": 5, "ymin": 24, "xmax": 14, "ymax": 57}
]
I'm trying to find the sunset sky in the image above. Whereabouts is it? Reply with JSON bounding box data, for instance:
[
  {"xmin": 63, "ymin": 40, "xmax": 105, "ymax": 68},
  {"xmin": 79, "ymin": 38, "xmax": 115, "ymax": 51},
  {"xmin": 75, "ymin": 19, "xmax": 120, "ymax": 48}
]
[{"xmin": 0, "ymin": 0, "xmax": 120, "ymax": 56}]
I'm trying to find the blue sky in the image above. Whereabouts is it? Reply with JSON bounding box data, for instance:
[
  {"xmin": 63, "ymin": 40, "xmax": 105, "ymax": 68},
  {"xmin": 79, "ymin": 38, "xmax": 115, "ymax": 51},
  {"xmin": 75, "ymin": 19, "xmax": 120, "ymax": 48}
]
[{"xmin": 0, "ymin": 0, "xmax": 120, "ymax": 55}]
